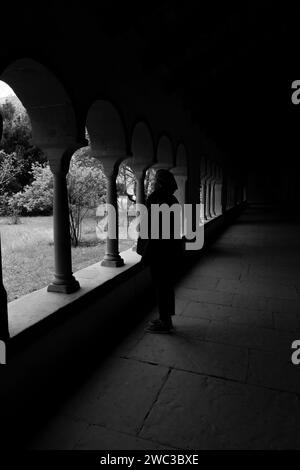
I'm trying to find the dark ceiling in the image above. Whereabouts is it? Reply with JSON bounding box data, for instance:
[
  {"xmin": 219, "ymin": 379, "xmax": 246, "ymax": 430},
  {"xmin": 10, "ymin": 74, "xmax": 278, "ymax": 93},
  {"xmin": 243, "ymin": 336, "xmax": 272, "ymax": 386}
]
[
  {"xmin": 4, "ymin": 1, "xmax": 300, "ymax": 170},
  {"xmin": 66, "ymin": 1, "xmax": 300, "ymax": 170}
]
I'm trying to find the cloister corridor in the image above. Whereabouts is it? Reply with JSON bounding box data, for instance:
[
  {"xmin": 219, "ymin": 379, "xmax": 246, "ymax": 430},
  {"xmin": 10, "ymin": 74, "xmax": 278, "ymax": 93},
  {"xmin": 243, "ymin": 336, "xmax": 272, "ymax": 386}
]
[{"xmin": 25, "ymin": 205, "xmax": 300, "ymax": 450}]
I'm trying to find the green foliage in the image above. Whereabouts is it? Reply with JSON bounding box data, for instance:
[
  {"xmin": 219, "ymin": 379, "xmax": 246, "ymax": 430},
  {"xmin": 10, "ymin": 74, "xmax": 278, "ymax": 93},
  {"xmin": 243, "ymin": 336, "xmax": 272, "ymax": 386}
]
[
  {"xmin": 0, "ymin": 98, "xmax": 46, "ymax": 197},
  {"xmin": 67, "ymin": 153, "xmax": 106, "ymax": 246},
  {"xmin": 0, "ymin": 98, "xmax": 138, "ymax": 243},
  {"xmin": 8, "ymin": 153, "xmax": 107, "ymax": 245},
  {"xmin": 8, "ymin": 163, "xmax": 53, "ymax": 216},
  {"xmin": 117, "ymin": 162, "xmax": 136, "ymax": 201},
  {"xmin": 0, "ymin": 150, "xmax": 25, "ymax": 215},
  {"xmin": 0, "ymin": 150, "xmax": 24, "ymax": 193},
  {"xmin": 144, "ymin": 167, "xmax": 156, "ymax": 196}
]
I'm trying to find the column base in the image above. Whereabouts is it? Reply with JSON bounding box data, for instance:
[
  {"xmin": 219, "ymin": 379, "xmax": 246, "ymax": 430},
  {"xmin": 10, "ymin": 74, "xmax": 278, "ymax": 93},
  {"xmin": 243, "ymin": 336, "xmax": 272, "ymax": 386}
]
[
  {"xmin": 47, "ymin": 278, "xmax": 80, "ymax": 294},
  {"xmin": 101, "ymin": 255, "xmax": 124, "ymax": 267}
]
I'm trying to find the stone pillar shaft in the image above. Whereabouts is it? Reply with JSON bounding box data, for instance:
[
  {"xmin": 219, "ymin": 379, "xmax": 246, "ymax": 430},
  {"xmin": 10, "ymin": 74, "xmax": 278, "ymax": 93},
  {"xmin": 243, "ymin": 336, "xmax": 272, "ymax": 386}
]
[
  {"xmin": 206, "ymin": 180, "xmax": 212, "ymax": 218},
  {"xmin": 136, "ymin": 173, "xmax": 145, "ymax": 205},
  {"xmin": 101, "ymin": 172, "xmax": 124, "ymax": 267},
  {"xmin": 48, "ymin": 170, "xmax": 80, "ymax": 293},
  {"xmin": 204, "ymin": 181, "xmax": 209, "ymax": 220},
  {"xmin": 211, "ymin": 182, "xmax": 217, "ymax": 216}
]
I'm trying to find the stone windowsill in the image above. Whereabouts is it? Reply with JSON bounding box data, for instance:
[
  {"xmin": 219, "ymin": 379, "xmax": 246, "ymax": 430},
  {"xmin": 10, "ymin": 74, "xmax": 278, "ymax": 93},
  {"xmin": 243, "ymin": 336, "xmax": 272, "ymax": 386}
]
[
  {"xmin": 7, "ymin": 213, "xmax": 226, "ymax": 343},
  {"xmin": 8, "ymin": 248, "xmax": 142, "ymax": 339}
]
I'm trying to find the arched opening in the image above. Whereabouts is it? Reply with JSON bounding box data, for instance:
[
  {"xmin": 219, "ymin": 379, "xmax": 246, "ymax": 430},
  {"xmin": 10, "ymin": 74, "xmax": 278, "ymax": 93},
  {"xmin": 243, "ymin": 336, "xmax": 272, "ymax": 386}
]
[
  {"xmin": 0, "ymin": 58, "xmax": 79, "ymax": 299},
  {"xmin": 130, "ymin": 121, "xmax": 155, "ymax": 204},
  {"xmin": 144, "ymin": 134, "xmax": 174, "ymax": 198},
  {"xmin": 155, "ymin": 135, "xmax": 174, "ymax": 169},
  {"xmin": 0, "ymin": 80, "xmax": 52, "ymax": 301},
  {"xmin": 86, "ymin": 100, "xmax": 130, "ymax": 266}
]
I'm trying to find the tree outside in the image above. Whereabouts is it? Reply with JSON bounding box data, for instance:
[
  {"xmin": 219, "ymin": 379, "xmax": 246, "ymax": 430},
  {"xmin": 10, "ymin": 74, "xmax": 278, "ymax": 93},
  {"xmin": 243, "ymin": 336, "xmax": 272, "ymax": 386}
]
[{"xmin": 0, "ymin": 89, "xmax": 135, "ymax": 300}]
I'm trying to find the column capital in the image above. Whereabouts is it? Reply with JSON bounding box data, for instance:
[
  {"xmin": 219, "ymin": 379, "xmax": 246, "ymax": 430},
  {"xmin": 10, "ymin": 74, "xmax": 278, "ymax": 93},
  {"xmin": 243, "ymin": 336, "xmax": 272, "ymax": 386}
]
[
  {"xmin": 92, "ymin": 154, "xmax": 128, "ymax": 178},
  {"xmin": 43, "ymin": 143, "xmax": 82, "ymax": 176}
]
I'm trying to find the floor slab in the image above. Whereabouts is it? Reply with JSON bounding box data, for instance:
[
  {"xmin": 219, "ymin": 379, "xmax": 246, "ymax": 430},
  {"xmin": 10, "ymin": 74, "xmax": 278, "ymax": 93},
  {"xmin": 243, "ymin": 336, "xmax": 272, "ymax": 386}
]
[{"xmin": 25, "ymin": 206, "xmax": 300, "ymax": 450}]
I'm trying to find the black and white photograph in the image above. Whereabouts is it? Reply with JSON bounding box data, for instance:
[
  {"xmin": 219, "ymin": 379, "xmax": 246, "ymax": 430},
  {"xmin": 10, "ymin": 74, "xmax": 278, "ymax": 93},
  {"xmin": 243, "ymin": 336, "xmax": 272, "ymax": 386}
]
[{"xmin": 0, "ymin": 1, "xmax": 300, "ymax": 459}]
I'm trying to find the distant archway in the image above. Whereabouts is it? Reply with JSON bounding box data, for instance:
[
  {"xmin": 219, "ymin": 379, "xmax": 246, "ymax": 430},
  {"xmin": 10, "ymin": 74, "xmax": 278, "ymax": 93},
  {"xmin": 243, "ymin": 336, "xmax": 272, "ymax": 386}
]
[{"xmin": 155, "ymin": 134, "xmax": 174, "ymax": 169}]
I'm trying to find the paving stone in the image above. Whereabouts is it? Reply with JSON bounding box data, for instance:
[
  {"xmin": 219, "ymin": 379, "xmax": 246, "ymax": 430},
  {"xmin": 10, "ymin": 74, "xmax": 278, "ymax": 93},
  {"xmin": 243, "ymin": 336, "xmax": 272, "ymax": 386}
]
[
  {"xmin": 114, "ymin": 315, "xmax": 209, "ymax": 357},
  {"xmin": 189, "ymin": 264, "xmax": 247, "ymax": 281},
  {"xmin": 112, "ymin": 323, "xmax": 148, "ymax": 357},
  {"xmin": 247, "ymin": 349, "xmax": 300, "ymax": 394},
  {"xmin": 232, "ymin": 293, "xmax": 268, "ymax": 311},
  {"xmin": 109, "ymin": 298, "xmax": 190, "ymax": 358},
  {"xmin": 268, "ymin": 298, "xmax": 300, "ymax": 315},
  {"xmin": 273, "ymin": 312, "xmax": 300, "ymax": 332},
  {"xmin": 267, "ymin": 298, "xmax": 300, "ymax": 332},
  {"xmin": 74, "ymin": 425, "xmax": 172, "ymax": 450},
  {"xmin": 174, "ymin": 297, "xmax": 191, "ymax": 315},
  {"xmin": 60, "ymin": 357, "xmax": 169, "ymax": 434},
  {"xmin": 217, "ymin": 279, "xmax": 298, "ymax": 300},
  {"xmin": 180, "ymin": 275, "xmax": 219, "ymax": 291},
  {"xmin": 127, "ymin": 332, "xmax": 248, "ymax": 382},
  {"xmin": 176, "ymin": 287, "xmax": 234, "ymax": 306},
  {"xmin": 181, "ymin": 301, "xmax": 273, "ymax": 328},
  {"xmin": 172, "ymin": 316, "xmax": 211, "ymax": 340},
  {"xmin": 242, "ymin": 266, "xmax": 300, "ymax": 284},
  {"xmin": 206, "ymin": 320, "xmax": 295, "ymax": 351},
  {"xmin": 25, "ymin": 207, "xmax": 300, "ymax": 450},
  {"xmin": 140, "ymin": 370, "xmax": 300, "ymax": 450}
]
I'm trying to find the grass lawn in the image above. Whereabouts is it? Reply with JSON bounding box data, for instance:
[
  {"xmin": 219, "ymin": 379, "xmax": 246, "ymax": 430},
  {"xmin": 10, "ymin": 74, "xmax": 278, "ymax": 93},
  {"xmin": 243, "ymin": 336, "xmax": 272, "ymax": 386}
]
[{"xmin": 0, "ymin": 216, "xmax": 134, "ymax": 302}]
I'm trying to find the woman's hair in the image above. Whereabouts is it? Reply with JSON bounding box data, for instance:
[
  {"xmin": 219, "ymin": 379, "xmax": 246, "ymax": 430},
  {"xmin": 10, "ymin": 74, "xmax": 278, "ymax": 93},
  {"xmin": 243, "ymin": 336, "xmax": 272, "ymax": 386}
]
[{"xmin": 154, "ymin": 169, "xmax": 178, "ymax": 194}]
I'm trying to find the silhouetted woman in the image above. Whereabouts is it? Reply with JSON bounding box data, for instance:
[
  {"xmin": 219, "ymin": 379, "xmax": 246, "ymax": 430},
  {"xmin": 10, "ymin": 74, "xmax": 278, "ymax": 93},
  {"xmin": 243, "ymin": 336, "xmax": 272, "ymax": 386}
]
[{"xmin": 137, "ymin": 169, "xmax": 183, "ymax": 333}]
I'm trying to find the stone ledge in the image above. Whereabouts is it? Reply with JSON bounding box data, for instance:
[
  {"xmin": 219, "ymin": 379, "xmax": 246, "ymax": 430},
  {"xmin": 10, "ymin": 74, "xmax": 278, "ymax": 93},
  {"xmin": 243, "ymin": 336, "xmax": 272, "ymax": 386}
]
[
  {"xmin": 6, "ymin": 207, "xmax": 243, "ymax": 353},
  {"xmin": 8, "ymin": 248, "xmax": 142, "ymax": 340}
]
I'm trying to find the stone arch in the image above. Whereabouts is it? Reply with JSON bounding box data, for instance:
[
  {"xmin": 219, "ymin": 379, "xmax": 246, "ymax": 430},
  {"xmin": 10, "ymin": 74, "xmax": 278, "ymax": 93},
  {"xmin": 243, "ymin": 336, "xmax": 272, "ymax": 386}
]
[
  {"xmin": 86, "ymin": 99, "xmax": 128, "ymax": 172},
  {"xmin": 0, "ymin": 58, "xmax": 77, "ymax": 151},
  {"xmin": 131, "ymin": 121, "xmax": 155, "ymax": 168},
  {"xmin": 171, "ymin": 143, "xmax": 188, "ymax": 230},
  {"xmin": 174, "ymin": 143, "xmax": 188, "ymax": 173},
  {"xmin": 86, "ymin": 100, "xmax": 128, "ymax": 267},
  {"xmin": 154, "ymin": 134, "xmax": 174, "ymax": 169}
]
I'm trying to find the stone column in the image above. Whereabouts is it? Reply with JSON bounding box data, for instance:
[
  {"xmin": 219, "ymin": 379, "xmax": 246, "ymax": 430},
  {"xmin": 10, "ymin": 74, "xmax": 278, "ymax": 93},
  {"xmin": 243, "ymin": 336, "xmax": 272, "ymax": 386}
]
[
  {"xmin": 211, "ymin": 181, "xmax": 216, "ymax": 216},
  {"xmin": 130, "ymin": 167, "xmax": 146, "ymax": 252},
  {"xmin": 209, "ymin": 167, "xmax": 214, "ymax": 219},
  {"xmin": 204, "ymin": 178, "xmax": 210, "ymax": 219},
  {"xmin": 135, "ymin": 169, "xmax": 146, "ymax": 206},
  {"xmin": 101, "ymin": 164, "xmax": 124, "ymax": 267},
  {"xmin": 211, "ymin": 165, "xmax": 218, "ymax": 217},
  {"xmin": 215, "ymin": 167, "xmax": 222, "ymax": 215},
  {"xmin": 204, "ymin": 161, "xmax": 213, "ymax": 219},
  {"xmin": 203, "ymin": 180, "xmax": 208, "ymax": 221},
  {"xmin": 48, "ymin": 156, "xmax": 80, "ymax": 293},
  {"xmin": 173, "ymin": 174, "xmax": 187, "ymax": 235},
  {"xmin": 0, "ymin": 235, "xmax": 9, "ymax": 341},
  {"xmin": 206, "ymin": 176, "xmax": 213, "ymax": 219},
  {"xmin": 200, "ymin": 180, "xmax": 206, "ymax": 222},
  {"xmin": 221, "ymin": 170, "xmax": 227, "ymax": 214}
]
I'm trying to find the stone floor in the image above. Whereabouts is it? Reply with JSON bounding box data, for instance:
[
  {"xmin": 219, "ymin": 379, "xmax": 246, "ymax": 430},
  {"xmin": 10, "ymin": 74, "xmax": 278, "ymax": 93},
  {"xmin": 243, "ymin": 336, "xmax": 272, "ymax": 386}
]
[{"xmin": 28, "ymin": 205, "xmax": 300, "ymax": 450}]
